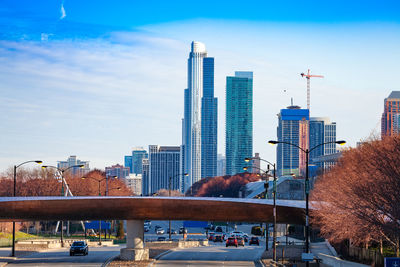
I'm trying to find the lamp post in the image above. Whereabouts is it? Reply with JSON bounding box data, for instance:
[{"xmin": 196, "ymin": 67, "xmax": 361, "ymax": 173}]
[
  {"xmin": 268, "ymin": 139, "xmax": 345, "ymax": 264},
  {"xmin": 11, "ymin": 160, "xmax": 42, "ymax": 257},
  {"xmin": 245, "ymin": 157, "xmax": 277, "ymax": 262},
  {"xmin": 42, "ymin": 164, "xmax": 84, "ymax": 247},
  {"xmin": 81, "ymin": 176, "xmax": 107, "ymax": 245},
  {"xmin": 168, "ymin": 173, "xmax": 188, "ymax": 240}
]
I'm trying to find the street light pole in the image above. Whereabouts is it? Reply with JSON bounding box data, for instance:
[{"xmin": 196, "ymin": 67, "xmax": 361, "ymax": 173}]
[
  {"xmin": 42, "ymin": 164, "xmax": 84, "ymax": 247},
  {"xmin": 245, "ymin": 158, "xmax": 277, "ymax": 260},
  {"xmin": 11, "ymin": 160, "xmax": 42, "ymax": 257},
  {"xmin": 268, "ymin": 139, "xmax": 346, "ymax": 265}
]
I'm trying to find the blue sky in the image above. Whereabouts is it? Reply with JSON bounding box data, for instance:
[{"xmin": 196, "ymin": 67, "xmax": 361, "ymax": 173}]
[{"xmin": 0, "ymin": 0, "xmax": 399, "ymax": 171}]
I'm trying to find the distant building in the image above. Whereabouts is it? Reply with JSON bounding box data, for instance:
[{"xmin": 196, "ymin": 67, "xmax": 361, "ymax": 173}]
[
  {"xmin": 149, "ymin": 145, "xmax": 181, "ymax": 194},
  {"xmin": 309, "ymin": 117, "xmax": 337, "ymax": 169},
  {"xmin": 124, "ymin": 156, "xmax": 132, "ymax": 173},
  {"xmin": 381, "ymin": 91, "xmax": 400, "ymax": 137},
  {"xmin": 57, "ymin": 155, "xmax": 90, "ymax": 177},
  {"xmin": 216, "ymin": 154, "xmax": 226, "ymax": 176},
  {"xmin": 141, "ymin": 159, "xmax": 150, "ymax": 195},
  {"xmin": 225, "ymin": 71, "xmax": 253, "ymax": 176},
  {"xmin": 276, "ymin": 105, "xmax": 309, "ymax": 177},
  {"xmin": 251, "ymin": 153, "xmax": 261, "ymax": 174},
  {"xmin": 125, "ymin": 174, "xmax": 142, "ymax": 196},
  {"xmin": 105, "ymin": 164, "xmax": 129, "ymax": 179},
  {"xmin": 124, "ymin": 147, "xmax": 148, "ymax": 174}
]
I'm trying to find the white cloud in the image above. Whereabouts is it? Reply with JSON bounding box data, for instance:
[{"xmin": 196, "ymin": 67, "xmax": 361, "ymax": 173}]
[
  {"xmin": 0, "ymin": 20, "xmax": 399, "ymax": 170},
  {"xmin": 60, "ymin": 1, "xmax": 66, "ymax": 20}
]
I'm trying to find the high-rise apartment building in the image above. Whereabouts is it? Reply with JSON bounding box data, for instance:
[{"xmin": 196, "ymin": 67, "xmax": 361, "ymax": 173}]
[
  {"xmin": 276, "ymin": 106, "xmax": 309, "ymax": 176},
  {"xmin": 141, "ymin": 158, "xmax": 150, "ymax": 196},
  {"xmin": 125, "ymin": 174, "xmax": 142, "ymax": 196},
  {"xmin": 381, "ymin": 91, "xmax": 400, "ymax": 137},
  {"xmin": 57, "ymin": 155, "xmax": 90, "ymax": 177},
  {"xmin": 225, "ymin": 71, "xmax": 253, "ymax": 176},
  {"xmin": 124, "ymin": 147, "xmax": 148, "ymax": 174},
  {"xmin": 182, "ymin": 41, "xmax": 217, "ymax": 192},
  {"xmin": 149, "ymin": 145, "xmax": 181, "ymax": 194},
  {"xmin": 309, "ymin": 117, "xmax": 337, "ymax": 169},
  {"xmin": 105, "ymin": 164, "xmax": 130, "ymax": 179}
]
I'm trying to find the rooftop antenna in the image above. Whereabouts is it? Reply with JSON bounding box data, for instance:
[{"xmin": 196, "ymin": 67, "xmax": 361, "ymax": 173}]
[{"xmin": 291, "ymin": 97, "xmax": 293, "ymax": 106}]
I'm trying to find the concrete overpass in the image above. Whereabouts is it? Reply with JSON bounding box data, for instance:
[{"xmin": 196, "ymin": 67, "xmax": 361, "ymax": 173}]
[{"xmin": 0, "ymin": 196, "xmax": 306, "ymax": 260}]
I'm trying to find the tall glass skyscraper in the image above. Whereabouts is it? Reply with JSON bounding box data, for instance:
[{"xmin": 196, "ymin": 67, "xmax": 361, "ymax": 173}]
[
  {"xmin": 225, "ymin": 71, "xmax": 253, "ymax": 176},
  {"xmin": 182, "ymin": 41, "xmax": 217, "ymax": 192},
  {"xmin": 201, "ymin": 57, "xmax": 217, "ymax": 179},
  {"xmin": 276, "ymin": 106, "xmax": 309, "ymax": 176},
  {"xmin": 309, "ymin": 117, "xmax": 337, "ymax": 169}
]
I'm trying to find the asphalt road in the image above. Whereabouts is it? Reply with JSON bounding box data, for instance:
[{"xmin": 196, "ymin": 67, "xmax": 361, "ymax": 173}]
[
  {"xmin": 6, "ymin": 245, "xmax": 122, "ymax": 267},
  {"xmin": 155, "ymin": 240, "xmax": 265, "ymax": 267}
]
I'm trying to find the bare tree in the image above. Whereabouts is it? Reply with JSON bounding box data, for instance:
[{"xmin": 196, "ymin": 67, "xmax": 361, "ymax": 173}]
[{"xmin": 311, "ymin": 135, "xmax": 400, "ymax": 256}]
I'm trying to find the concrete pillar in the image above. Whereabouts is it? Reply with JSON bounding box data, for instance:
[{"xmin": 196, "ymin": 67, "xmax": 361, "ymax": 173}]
[{"xmin": 120, "ymin": 220, "xmax": 149, "ymax": 261}]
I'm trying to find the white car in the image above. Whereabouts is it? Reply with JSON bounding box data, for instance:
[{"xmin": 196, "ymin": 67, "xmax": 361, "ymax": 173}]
[{"xmin": 156, "ymin": 228, "xmax": 165, "ymax": 235}]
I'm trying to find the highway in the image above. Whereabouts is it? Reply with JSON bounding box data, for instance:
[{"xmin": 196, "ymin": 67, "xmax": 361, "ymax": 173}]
[{"xmin": 6, "ymin": 245, "xmax": 121, "ymax": 267}]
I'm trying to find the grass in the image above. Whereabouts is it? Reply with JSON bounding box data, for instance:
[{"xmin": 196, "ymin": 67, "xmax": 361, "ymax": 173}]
[{"xmin": 0, "ymin": 231, "xmax": 40, "ymax": 247}]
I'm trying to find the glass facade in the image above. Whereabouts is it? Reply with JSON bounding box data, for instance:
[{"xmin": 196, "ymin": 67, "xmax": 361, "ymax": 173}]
[
  {"xmin": 182, "ymin": 41, "xmax": 218, "ymax": 192},
  {"xmin": 149, "ymin": 145, "xmax": 181, "ymax": 194},
  {"xmin": 276, "ymin": 107, "xmax": 309, "ymax": 176},
  {"xmin": 201, "ymin": 57, "xmax": 218, "ymax": 179},
  {"xmin": 309, "ymin": 117, "xmax": 337, "ymax": 169},
  {"xmin": 225, "ymin": 72, "xmax": 253, "ymax": 176},
  {"xmin": 381, "ymin": 91, "xmax": 400, "ymax": 137}
]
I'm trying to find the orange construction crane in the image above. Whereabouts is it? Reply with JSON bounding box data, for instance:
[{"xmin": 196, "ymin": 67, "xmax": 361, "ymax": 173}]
[{"xmin": 300, "ymin": 69, "xmax": 324, "ymax": 111}]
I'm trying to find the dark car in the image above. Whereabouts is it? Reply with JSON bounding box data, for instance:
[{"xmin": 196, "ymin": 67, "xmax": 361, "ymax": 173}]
[
  {"xmin": 249, "ymin": 236, "xmax": 260, "ymax": 246},
  {"xmin": 157, "ymin": 236, "xmax": 166, "ymax": 241},
  {"xmin": 208, "ymin": 232, "xmax": 215, "ymax": 241},
  {"xmin": 70, "ymin": 241, "xmax": 88, "ymax": 256},
  {"xmin": 213, "ymin": 234, "xmax": 223, "ymax": 242},
  {"xmin": 226, "ymin": 237, "xmax": 238, "ymax": 247}
]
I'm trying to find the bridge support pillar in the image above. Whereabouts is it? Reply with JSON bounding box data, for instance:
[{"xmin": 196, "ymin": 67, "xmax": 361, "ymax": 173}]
[{"xmin": 120, "ymin": 220, "xmax": 149, "ymax": 261}]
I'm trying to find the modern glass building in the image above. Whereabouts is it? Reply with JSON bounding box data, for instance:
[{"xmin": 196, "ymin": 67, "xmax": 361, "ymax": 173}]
[
  {"xmin": 141, "ymin": 158, "xmax": 150, "ymax": 195},
  {"xmin": 309, "ymin": 117, "xmax": 337, "ymax": 169},
  {"xmin": 149, "ymin": 145, "xmax": 181, "ymax": 194},
  {"xmin": 276, "ymin": 106, "xmax": 309, "ymax": 177},
  {"xmin": 201, "ymin": 57, "xmax": 218, "ymax": 179},
  {"xmin": 124, "ymin": 147, "xmax": 148, "ymax": 174},
  {"xmin": 225, "ymin": 71, "xmax": 253, "ymax": 176},
  {"xmin": 182, "ymin": 41, "xmax": 217, "ymax": 192}
]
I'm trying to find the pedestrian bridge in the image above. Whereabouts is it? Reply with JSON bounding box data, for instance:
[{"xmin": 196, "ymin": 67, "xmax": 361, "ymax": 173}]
[{"xmin": 0, "ymin": 196, "xmax": 305, "ymax": 224}]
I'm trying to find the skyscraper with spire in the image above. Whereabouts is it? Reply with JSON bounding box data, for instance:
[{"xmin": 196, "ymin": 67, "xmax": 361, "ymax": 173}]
[{"xmin": 182, "ymin": 41, "xmax": 217, "ymax": 192}]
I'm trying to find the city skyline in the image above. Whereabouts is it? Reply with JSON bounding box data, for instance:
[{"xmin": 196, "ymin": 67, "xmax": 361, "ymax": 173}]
[{"xmin": 1, "ymin": 1, "xmax": 399, "ymax": 171}]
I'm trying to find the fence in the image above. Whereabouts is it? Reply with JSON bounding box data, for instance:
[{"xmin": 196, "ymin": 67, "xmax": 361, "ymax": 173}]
[{"xmin": 348, "ymin": 246, "xmax": 384, "ymax": 267}]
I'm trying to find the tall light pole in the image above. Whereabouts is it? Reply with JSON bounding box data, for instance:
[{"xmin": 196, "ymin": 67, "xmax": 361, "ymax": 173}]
[
  {"xmin": 268, "ymin": 139, "xmax": 345, "ymax": 265},
  {"xmin": 245, "ymin": 157, "xmax": 277, "ymax": 262},
  {"xmin": 81, "ymin": 176, "xmax": 108, "ymax": 245},
  {"xmin": 42, "ymin": 164, "xmax": 84, "ymax": 247},
  {"xmin": 168, "ymin": 173, "xmax": 188, "ymax": 240},
  {"xmin": 11, "ymin": 160, "xmax": 42, "ymax": 257}
]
